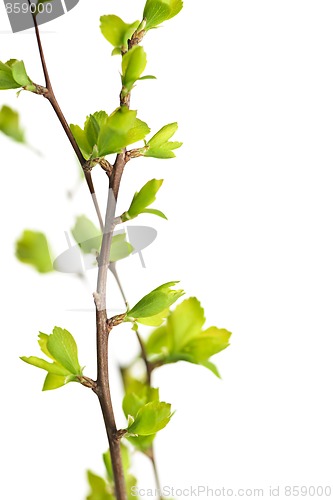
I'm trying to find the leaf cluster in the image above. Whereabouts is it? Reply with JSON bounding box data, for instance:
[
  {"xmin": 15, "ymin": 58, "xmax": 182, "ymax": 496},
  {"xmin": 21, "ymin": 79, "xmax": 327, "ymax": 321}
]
[
  {"xmin": 70, "ymin": 108, "xmax": 150, "ymax": 160},
  {"xmin": 146, "ymin": 298, "xmax": 232, "ymax": 377},
  {"xmin": 122, "ymin": 379, "xmax": 173, "ymax": 451},
  {"xmin": 21, "ymin": 327, "xmax": 84, "ymax": 390}
]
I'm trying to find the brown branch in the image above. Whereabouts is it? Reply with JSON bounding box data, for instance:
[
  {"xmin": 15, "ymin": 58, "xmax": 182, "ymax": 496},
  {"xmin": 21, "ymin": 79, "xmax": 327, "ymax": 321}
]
[
  {"xmin": 93, "ymin": 160, "xmax": 128, "ymax": 499},
  {"xmin": 28, "ymin": 7, "xmax": 127, "ymax": 499},
  {"xmin": 95, "ymin": 308, "xmax": 126, "ymax": 500}
]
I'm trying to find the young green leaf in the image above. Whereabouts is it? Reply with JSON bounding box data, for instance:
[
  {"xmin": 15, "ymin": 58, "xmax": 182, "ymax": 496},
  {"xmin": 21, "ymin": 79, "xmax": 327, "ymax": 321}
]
[
  {"xmin": 69, "ymin": 124, "xmax": 93, "ymax": 160},
  {"xmin": 38, "ymin": 332, "xmax": 55, "ymax": 360},
  {"xmin": 123, "ymin": 382, "xmax": 159, "ymax": 420},
  {"xmin": 190, "ymin": 327, "xmax": 231, "ymax": 357},
  {"xmin": 136, "ymin": 307, "xmax": 169, "ymax": 327},
  {"xmin": 97, "ymin": 107, "xmax": 150, "ymax": 156},
  {"xmin": 126, "ymin": 118, "xmax": 151, "ymax": 145},
  {"xmin": 140, "ymin": 208, "xmax": 167, "ymax": 219},
  {"xmin": 42, "ymin": 373, "xmax": 71, "ymax": 391},
  {"xmin": 72, "ymin": 215, "xmax": 133, "ymax": 262},
  {"xmin": 47, "ymin": 327, "xmax": 82, "ymax": 375},
  {"xmin": 168, "ymin": 297, "xmax": 205, "ymax": 352},
  {"xmin": 0, "ymin": 60, "xmax": 35, "ymax": 91},
  {"xmin": 126, "ymin": 281, "xmax": 184, "ymax": 320},
  {"xmin": 145, "ymin": 324, "xmax": 170, "ymax": 356},
  {"xmin": 70, "ymin": 111, "xmax": 108, "ymax": 160},
  {"xmin": 86, "ymin": 470, "xmax": 113, "ymax": 500},
  {"xmin": 127, "ymin": 401, "xmax": 173, "ymax": 436},
  {"xmin": 11, "ymin": 60, "xmax": 33, "ymax": 87},
  {"xmin": 100, "ymin": 15, "xmax": 140, "ymax": 52},
  {"xmin": 122, "ymin": 179, "xmax": 165, "ymax": 221},
  {"xmin": 145, "ymin": 297, "xmax": 232, "ymax": 377},
  {"xmin": 20, "ymin": 356, "xmax": 71, "ymax": 376},
  {"xmin": 71, "ymin": 108, "xmax": 150, "ymax": 159},
  {"xmin": 143, "ymin": 0, "xmax": 183, "ymax": 30},
  {"xmin": 122, "ymin": 46, "xmax": 147, "ymax": 92},
  {"xmin": 15, "ymin": 230, "xmax": 53, "ymax": 273},
  {"xmin": 144, "ymin": 122, "xmax": 182, "ymax": 159},
  {"xmin": 0, "ymin": 61, "xmax": 20, "ymax": 90},
  {"xmin": 0, "ymin": 105, "xmax": 25, "ymax": 143},
  {"xmin": 110, "ymin": 233, "xmax": 133, "ymax": 262},
  {"xmin": 71, "ymin": 215, "xmax": 102, "ymax": 254},
  {"xmin": 21, "ymin": 328, "xmax": 84, "ymax": 390}
]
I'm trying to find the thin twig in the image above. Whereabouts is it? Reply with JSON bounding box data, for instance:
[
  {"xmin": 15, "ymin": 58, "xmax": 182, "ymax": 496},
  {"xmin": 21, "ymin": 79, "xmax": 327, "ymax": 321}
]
[
  {"xmin": 109, "ymin": 261, "xmax": 128, "ymax": 309},
  {"xmin": 136, "ymin": 329, "xmax": 153, "ymax": 385},
  {"xmin": 27, "ymin": 2, "xmax": 104, "ymax": 227}
]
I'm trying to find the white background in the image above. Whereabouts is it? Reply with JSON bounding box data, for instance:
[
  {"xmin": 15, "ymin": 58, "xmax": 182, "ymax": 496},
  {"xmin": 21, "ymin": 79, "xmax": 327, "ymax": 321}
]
[{"xmin": 1, "ymin": 1, "xmax": 333, "ymax": 498}]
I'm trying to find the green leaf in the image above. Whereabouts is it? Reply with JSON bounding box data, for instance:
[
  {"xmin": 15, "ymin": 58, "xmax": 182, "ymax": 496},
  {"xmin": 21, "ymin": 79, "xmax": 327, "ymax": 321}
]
[
  {"xmin": 184, "ymin": 327, "xmax": 231, "ymax": 361},
  {"xmin": 127, "ymin": 401, "xmax": 173, "ymax": 436},
  {"xmin": 21, "ymin": 329, "xmax": 84, "ymax": 389},
  {"xmin": 0, "ymin": 60, "xmax": 35, "ymax": 91},
  {"xmin": 0, "ymin": 105, "xmax": 25, "ymax": 143},
  {"xmin": 126, "ymin": 282, "xmax": 184, "ymax": 320},
  {"xmin": 126, "ymin": 118, "xmax": 151, "ymax": 145},
  {"xmin": 42, "ymin": 373, "xmax": 71, "ymax": 391},
  {"xmin": 144, "ymin": 122, "xmax": 182, "ymax": 159},
  {"xmin": 38, "ymin": 332, "xmax": 55, "ymax": 360},
  {"xmin": 20, "ymin": 356, "xmax": 71, "ymax": 376},
  {"xmin": 123, "ymin": 383, "xmax": 159, "ymax": 419},
  {"xmin": 87, "ymin": 471, "xmax": 114, "ymax": 500},
  {"xmin": 112, "ymin": 48, "xmax": 122, "ymax": 56},
  {"xmin": 69, "ymin": 124, "xmax": 92, "ymax": 160},
  {"xmin": 137, "ymin": 307, "xmax": 169, "ymax": 327},
  {"xmin": 11, "ymin": 60, "xmax": 33, "ymax": 87},
  {"xmin": 145, "ymin": 297, "xmax": 232, "ymax": 376},
  {"xmin": 71, "ymin": 215, "xmax": 102, "ymax": 254},
  {"xmin": 138, "ymin": 75, "xmax": 157, "ymax": 81},
  {"xmin": 145, "ymin": 325, "xmax": 170, "ymax": 357},
  {"xmin": 168, "ymin": 297, "xmax": 205, "ymax": 352},
  {"xmin": 141, "ymin": 208, "xmax": 167, "ymax": 219},
  {"xmin": 0, "ymin": 61, "xmax": 20, "ymax": 90},
  {"xmin": 122, "ymin": 46, "xmax": 147, "ymax": 92},
  {"xmin": 200, "ymin": 360, "xmax": 221, "ymax": 378},
  {"xmin": 122, "ymin": 179, "xmax": 164, "ymax": 221},
  {"xmin": 110, "ymin": 233, "xmax": 133, "ymax": 262},
  {"xmin": 15, "ymin": 230, "xmax": 53, "ymax": 273},
  {"xmin": 100, "ymin": 15, "xmax": 139, "ymax": 51},
  {"xmin": 47, "ymin": 327, "xmax": 82, "ymax": 375},
  {"xmin": 97, "ymin": 108, "xmax": 148, "ymax": 156},
  {"xmin": 71, "ymin": 109, "xmax": 150, "ymax": 159},
  {"xmin": 143, "ymin": 0, "xmax": 183, "ymax": 30}
]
